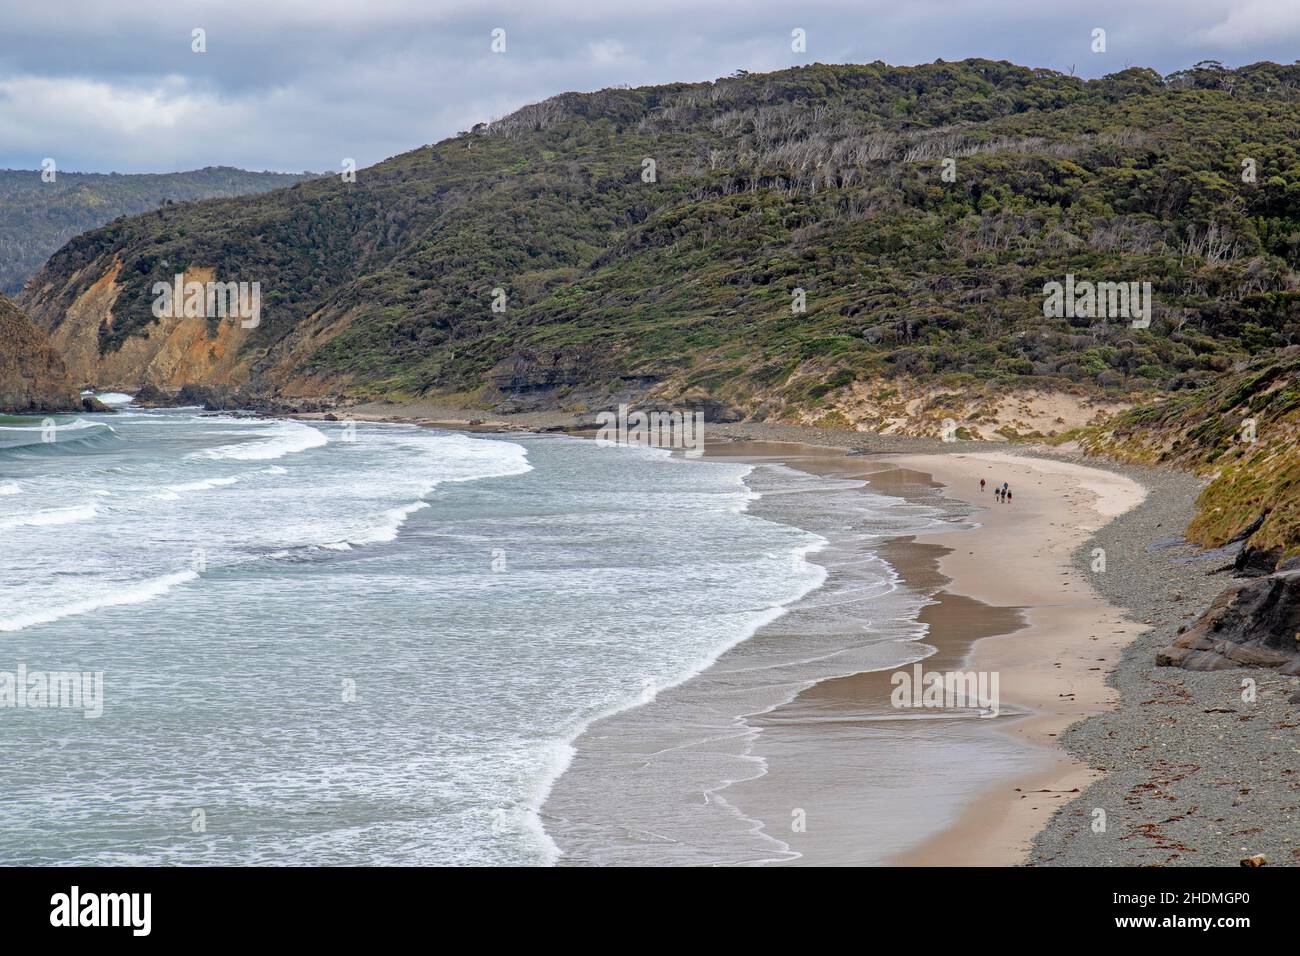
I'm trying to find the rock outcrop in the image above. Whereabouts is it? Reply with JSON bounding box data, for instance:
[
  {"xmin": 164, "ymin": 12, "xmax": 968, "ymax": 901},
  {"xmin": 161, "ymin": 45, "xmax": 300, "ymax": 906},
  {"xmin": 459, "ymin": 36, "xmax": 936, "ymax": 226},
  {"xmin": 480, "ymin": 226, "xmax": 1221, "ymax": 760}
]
[
  {"xmin": 0, "ymin": 294, "xmax": 80, "ymax": 413},
  {"xmin": 21, "ymin": 262, "xmax": 263, "ymax": 393},
  {"xmin": 1157, "ymin": 561, "xmax": 1300, "ymax": 675}
]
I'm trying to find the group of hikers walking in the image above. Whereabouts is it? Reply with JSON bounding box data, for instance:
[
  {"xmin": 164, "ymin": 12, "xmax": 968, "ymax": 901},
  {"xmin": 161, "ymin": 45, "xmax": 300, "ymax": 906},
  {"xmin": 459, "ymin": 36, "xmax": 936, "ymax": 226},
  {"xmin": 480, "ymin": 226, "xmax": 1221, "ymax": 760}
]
[{"xmin": 978, "ymin": 478, "xmax": 1012, "ymax": 503}]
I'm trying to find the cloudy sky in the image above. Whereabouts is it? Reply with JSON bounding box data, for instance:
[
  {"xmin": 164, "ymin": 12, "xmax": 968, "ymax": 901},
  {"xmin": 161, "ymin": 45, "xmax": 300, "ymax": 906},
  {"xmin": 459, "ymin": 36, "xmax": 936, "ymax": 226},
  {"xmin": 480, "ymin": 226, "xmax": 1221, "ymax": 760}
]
[{"xmin": 0, "ymin": 0, "xmax": 1296, "ymax": 174}]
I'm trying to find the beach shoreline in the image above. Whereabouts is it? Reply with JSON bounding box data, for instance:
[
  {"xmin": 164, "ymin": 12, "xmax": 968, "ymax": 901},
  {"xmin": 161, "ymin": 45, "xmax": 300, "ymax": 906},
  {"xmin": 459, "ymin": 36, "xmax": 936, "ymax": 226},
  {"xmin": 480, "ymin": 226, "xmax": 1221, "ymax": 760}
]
[
  {"xmin": 159, "ymin": 401, "xmax": 1299, "ymax": 865},
  {"xmin": 878, "ymin": 451, "xmax": 1147, "ymax": 865},
  {"xmin": 540, "ymin": 442, "xmax": 971, "ymax": 865},
  {"xmin": 269, "ymin": 403, "xmax": 1299, "ymax": 865},
  {"xmin": 532, "ymin": 436, "xmax": 1151, "ymax": 865},
  {"xmin": 699, "ymin": 444, "xmax": 1150, "ymax": 865},
  {"xmin": 282, "ymin": 403, "xmax": 1166, "ymax": 864}
]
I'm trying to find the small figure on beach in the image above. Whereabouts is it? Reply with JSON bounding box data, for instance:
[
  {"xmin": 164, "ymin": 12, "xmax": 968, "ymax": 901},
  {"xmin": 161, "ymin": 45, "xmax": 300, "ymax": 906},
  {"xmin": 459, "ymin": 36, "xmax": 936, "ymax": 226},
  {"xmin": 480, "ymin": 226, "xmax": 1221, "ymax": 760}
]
[
  {"xmin": 1007, "ymin": 490, "xmax": 1012, "ymax": 503},
  {"xmin": 980, "ymin": 478, "xmax": 986, "ymax": 492}
]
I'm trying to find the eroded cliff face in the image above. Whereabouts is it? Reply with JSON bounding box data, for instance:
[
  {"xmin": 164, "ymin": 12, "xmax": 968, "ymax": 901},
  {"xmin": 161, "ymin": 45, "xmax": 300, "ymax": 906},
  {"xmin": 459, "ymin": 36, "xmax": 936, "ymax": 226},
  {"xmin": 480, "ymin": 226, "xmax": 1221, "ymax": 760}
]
[
  {"xmin": 22, "ymin": 259, "xmax": 264, "ymax": 392},
  {"xmin": 0, "ymin": 294, "xmax": 80, "ymax": 413}
]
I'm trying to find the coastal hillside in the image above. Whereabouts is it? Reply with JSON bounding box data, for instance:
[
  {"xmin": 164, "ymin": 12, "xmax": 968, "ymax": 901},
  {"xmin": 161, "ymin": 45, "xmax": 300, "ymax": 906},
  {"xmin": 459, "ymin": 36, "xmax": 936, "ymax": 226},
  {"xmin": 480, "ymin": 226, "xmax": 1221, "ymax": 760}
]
[
  {"xmin": 0, "ymin": 166, "xmax": 319, "ymax": 295},
  {"xmin": 1077, "ymin": 347, "xmax": 1300, "ymax": 568},
  {"xmin": 18, "ymin": 59, "xmax": 1300, "ymax": 431},
  {"xmin": 0, "ymin": 294, "xmax": 80, "ymax": 413}
]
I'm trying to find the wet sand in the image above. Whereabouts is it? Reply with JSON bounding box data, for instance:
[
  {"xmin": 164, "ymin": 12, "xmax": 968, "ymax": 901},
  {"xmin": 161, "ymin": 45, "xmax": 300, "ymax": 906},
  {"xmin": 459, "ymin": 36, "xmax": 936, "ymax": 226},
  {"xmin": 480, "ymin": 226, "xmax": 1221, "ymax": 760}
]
[
  {"xmin": 712, "ymin": 446, "xmax": 1040, "ymax": 865},
  {"xmin": 544, "ymin": 441, "xmax": 989, "ymax": 865},
  {"xmin": 290, "ymin": 400, "xmax": 1153, "ymax": 865},
  {"xmin": 881, "ymin": 451, "xmax": 1147, "ymax": 865},
  {"xmin": 725, "ymin": 534, "xmax": 1039, "ymax": 866},
  {"xmin": 542, "ymin": 441, "xmax": 1147, "ymax": 865},
  {"xmin": 292, "ymin": 404, "xmax": 1153, "ymax": 864}
]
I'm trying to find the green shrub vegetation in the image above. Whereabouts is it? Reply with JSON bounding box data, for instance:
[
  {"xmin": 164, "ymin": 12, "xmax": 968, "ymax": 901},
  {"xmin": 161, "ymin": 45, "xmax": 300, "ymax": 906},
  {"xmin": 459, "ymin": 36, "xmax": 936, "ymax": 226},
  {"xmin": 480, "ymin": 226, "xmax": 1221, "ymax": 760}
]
[
  {"xmin": 1, "ymin": 166, "xmax": 319, "ymax": 295},
  {"xmin": 19, "ymin": 59, "xmax": 1300, "ymax": 417}
]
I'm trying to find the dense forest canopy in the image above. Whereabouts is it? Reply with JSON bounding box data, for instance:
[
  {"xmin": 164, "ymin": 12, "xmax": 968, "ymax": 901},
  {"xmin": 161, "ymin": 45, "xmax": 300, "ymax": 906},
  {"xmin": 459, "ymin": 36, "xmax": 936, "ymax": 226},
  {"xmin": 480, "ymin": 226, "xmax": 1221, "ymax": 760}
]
[{"xmin": 0, "ymin": 166, "xmax": 319, "ymax": 295}]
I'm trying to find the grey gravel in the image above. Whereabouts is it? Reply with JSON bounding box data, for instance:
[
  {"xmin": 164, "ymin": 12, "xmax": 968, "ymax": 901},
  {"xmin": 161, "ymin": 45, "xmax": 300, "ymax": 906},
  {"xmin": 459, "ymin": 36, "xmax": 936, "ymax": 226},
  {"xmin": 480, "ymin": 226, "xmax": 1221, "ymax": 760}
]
[{"xmin": 1025, "ymin": 458, "xmax": 1300, "ymax": 867}]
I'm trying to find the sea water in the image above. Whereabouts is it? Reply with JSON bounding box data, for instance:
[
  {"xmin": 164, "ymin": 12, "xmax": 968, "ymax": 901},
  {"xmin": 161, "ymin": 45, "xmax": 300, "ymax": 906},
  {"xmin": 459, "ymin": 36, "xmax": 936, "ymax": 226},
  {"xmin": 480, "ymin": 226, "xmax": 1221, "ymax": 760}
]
[{"xmin": 0, "ymin": 407, "xmax": 834, "ymax": 865}]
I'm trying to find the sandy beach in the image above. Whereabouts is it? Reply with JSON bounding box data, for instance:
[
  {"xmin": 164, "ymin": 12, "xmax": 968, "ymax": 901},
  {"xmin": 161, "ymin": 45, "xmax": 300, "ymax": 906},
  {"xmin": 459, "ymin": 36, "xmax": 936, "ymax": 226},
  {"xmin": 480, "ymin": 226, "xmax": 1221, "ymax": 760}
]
[
  {"xmin": 713, "ymin": 445, "xmax": 1152, "ymax": 866},
  {"xmin": 536, "ymin": 436, "xmax": 1153, "ymax": 865},
  {"xmin": 288, "ymin": 402, "xmax": 1168, "ymax": 864},
  {"xmin": 284, "ymin": 404, "xmax": 1295, "ymax": 865},
  {"xmin": 880, "ymin": 451, "xmax": 1147, "ymax": 864}
]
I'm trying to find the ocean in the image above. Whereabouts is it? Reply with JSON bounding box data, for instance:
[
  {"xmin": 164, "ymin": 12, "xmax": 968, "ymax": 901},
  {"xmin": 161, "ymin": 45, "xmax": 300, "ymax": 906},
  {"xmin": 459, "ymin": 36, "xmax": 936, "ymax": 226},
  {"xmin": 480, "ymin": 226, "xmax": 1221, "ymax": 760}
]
[{"xmin": 0, "ymin": 406, "xmax": 876, "ymax": 865}]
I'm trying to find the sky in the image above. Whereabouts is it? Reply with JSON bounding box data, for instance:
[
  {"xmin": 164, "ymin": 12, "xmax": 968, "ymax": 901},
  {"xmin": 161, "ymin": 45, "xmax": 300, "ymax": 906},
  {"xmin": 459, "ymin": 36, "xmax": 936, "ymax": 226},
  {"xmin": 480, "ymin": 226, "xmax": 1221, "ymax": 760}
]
[{"xmin": 1, "ymin": 0, "xmax": 1297, "ymax": 174}]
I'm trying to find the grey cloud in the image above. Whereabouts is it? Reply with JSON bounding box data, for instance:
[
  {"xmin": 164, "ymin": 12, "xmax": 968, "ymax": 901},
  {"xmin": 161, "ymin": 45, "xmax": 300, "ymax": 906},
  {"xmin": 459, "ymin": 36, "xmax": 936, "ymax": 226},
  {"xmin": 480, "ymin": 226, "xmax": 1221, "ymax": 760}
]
[{"xmin": 0, "ymin": 0, "xmax": 1296, "ymax": 173}]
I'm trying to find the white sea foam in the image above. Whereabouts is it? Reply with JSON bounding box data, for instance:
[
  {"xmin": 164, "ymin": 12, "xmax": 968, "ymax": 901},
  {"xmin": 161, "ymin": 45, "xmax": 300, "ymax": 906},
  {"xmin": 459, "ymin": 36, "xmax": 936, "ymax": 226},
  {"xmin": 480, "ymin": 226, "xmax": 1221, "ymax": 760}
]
[
  {"xmin": 0, "ymin": 419, "xmax": 114, "ymax": 434},
  {"xmin": 303, "ymin": 433, "xmax": 531, "ymax": 551},
  {"xmin": 156, "ymin": 476, "xmax": 242, "ymax": 498},
  {"xmin": 327, "ymin": 501, "xmax": 431, "ymax": 549},
  {"xmin": 0, "ymin": 419, "xmax": 862, "ymax": 866},
  {"xmin": 0, "ymin": 482, "xmax": 18, "ymax": 495},
  {"xmin": 0, "ymin": 570, "xmax": 199, "ymax": 633},
  {"xmin": 189, "ymin": 421, "xmax": 328, "ymax": 461},
  {"xmin": 0, "ymin": 503, "xmax": 97, "ymax": 529}
]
